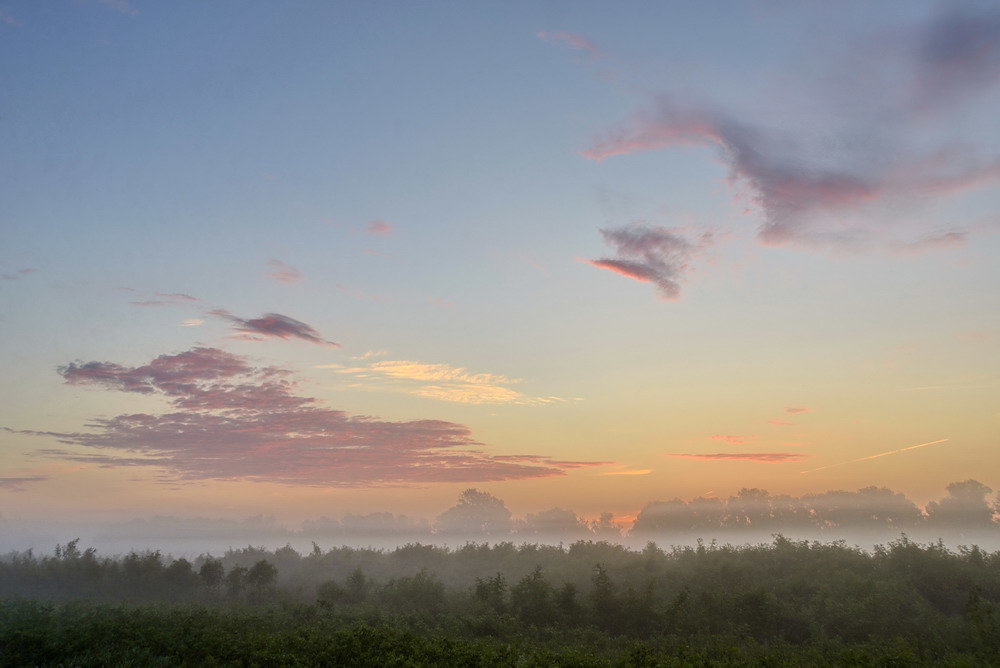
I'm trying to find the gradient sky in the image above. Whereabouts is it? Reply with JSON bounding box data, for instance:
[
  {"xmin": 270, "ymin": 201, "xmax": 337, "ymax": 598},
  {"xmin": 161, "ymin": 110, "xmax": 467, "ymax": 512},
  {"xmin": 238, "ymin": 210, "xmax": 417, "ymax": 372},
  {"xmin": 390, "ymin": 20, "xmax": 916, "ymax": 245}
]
[{"xmin": 2, "ymin": 0, "xmax": 998, "ymax": 526}]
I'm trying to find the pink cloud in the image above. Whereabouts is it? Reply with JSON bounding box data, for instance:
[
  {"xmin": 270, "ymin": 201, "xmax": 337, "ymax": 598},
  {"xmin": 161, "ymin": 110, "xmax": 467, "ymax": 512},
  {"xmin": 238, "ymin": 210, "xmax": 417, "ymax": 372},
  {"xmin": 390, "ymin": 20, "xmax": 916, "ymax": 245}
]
[
  {"xmin": 710, "ymin": 434, "xmax": 758, "ymax": 445},
  {"xmin": 366, "ymin": 220, "xmax": 394, "ymax": 237},
  {"xmin": 583, "ymin": 99, "xmax": 881, "ymax": 246},
  {"xmin": 588, "ymin": 224, "xmax": 712, "ymax": 300},
  {"xmin": 767, "ymin": 419, "xmax": 793, "ymax": 426},
  {"xmin": 537, "ymin": 31, "xmax": 602, "ymax": 58},
  {"xmin": 785, "ymin": 406, "xmax": 811, "ymax": 414},
  {"xmin": 60, "ymin": 347, "xmax": 255, "ymax": 395},
  {"xmin": 210, "ymin": 310, "xmax": 339, "ymax": 347},
  {"xmin": 21, "ymin": 349, "xmax": 609, "ymax": 486},
  {"xmin": 665, "ymin": 453, "xmax": 806, "ymax": 463},
  {"xmin": 266, "ymin": 260, "xmax": 303, "ymax": 284}
]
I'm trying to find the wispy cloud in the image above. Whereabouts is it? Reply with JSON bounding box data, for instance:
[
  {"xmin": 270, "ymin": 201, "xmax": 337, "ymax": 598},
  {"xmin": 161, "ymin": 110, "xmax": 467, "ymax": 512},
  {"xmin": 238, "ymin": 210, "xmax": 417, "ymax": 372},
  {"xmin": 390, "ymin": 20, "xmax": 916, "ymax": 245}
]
[
  {"xmin": 266, "ymin": 260, "xmax": 303, "ymax": 284},
  {"xmin": 1, "ymin": 268, "xmax": 37, "ymax": 280},
  {"xmin": 324, "ymin": 359, "xmax": 562, "ymax": 405},
  {"xmin": 767, "ymin": 419, "xmax": 793, "ymax": 426},
  {"xmin": 537, "ymin": 31, "xmax": 602, "ymax": 58},
  {"xmin": 599, "ymin": 469, "xmax": 652, "ymax": 476},
  {"xmin": 369, "ymin": 360, "xmax": 517, "ymax": 385},
  {"xmin": 130, "ymin": 292, "xmax": 199, "ymax": 307},
  {"xmin": 211, "ymin": 310, "xmax": 339, "ymax": 347},
  {"xmin": 0, "ymin": 476, "xmax": 47, "ymax": 491},
  {"xmin": 15, "ymin": 349, "xmax": 606, "ymax": 486},
  {"xmin": 352, "ymin": 350, "xmax": 388, "ymax": 361},
  {"xmin": 710, "ymin": 434, "xmax": 758, "ymax": 445},
  {"xmin": 587, "ymin": 224, "xmax": 712, "ymax": 300},
  {"xmin": 800, "ymin": 439, "xmax": 949, "ymax": 474},
  {"xmin": 665, "ymin": 452, "xmax": 806, "ymax": 463},
  {"xmin": 365, "ymin": 220, "xmax": 394, "ymax": 237},
  {"xmin": 785, "ymin": 406, "xmax": 811, "ymax": 414},
  {"xmin": 180, "ymin": 318, "xmax": 204, "ymax": 327}
]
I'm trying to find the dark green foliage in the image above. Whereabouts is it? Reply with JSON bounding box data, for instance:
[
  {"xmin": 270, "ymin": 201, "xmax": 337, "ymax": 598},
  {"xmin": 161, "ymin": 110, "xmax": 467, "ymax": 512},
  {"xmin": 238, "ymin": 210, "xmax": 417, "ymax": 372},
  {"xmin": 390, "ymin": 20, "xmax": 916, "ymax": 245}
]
[
  {"xmin": 509, "ymin": 566, "xmax": 554, "ymax": 626},
  {"xmin": 2, "ymin": 536, "xmax": 1000, "ymax": 665}
]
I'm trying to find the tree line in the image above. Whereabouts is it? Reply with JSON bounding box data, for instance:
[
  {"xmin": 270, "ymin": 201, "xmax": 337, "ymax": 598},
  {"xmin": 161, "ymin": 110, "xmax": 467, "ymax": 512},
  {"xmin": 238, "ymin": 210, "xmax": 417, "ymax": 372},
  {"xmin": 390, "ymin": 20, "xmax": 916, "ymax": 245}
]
[{"xmin": 2, "ymin": 535, "xmax": 999, "ymax": 665}]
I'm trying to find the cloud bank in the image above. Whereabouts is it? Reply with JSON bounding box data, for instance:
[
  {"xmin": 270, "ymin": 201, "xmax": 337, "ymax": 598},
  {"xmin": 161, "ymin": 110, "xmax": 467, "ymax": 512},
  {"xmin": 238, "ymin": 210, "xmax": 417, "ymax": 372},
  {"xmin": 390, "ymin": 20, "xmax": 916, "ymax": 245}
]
[{"xmin": 15, "ymin": 349, "xmax": 606, "ymax": 486}]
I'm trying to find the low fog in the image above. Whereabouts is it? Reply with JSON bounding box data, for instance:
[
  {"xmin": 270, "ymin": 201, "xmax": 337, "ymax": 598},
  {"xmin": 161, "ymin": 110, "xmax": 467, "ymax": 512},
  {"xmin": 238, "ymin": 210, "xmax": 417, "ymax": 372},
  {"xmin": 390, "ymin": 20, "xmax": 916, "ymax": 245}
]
[{"xmin": 3, "ymin": 480, "xmax": 998, "ymax": 558}]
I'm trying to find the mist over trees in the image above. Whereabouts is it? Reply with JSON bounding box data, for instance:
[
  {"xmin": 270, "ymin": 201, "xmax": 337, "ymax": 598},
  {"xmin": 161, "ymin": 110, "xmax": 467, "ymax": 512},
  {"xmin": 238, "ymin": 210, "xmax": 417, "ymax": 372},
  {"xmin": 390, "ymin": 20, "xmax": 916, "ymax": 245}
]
[
  {"xmin": 2, "ymin": 480, "xmax": 996, "ymax": 558},
  {"xmin": 2, "ymin": 480, "xmax": 998, "ymax": 666},
  {"xmin": 4, "ymin": 534, "xmax": 1000, "ymax": 665}
]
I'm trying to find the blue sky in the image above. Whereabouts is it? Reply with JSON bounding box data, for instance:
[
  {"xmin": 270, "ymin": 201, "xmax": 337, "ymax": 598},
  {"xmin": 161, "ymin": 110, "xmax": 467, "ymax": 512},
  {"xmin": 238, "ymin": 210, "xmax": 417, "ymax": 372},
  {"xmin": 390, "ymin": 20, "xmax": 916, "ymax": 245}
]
[{"xmin": 1, "ymin": 0, "xmax": 998, "ymax": 523}]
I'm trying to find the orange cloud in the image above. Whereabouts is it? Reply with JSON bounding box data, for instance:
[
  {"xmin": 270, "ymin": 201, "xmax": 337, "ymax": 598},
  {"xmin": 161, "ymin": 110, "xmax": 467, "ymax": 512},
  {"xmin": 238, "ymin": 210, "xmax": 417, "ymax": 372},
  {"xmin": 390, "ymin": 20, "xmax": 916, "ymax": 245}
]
[{"xmin": 665, "ymin": 452, "xmax": 806, "ymax": 463}]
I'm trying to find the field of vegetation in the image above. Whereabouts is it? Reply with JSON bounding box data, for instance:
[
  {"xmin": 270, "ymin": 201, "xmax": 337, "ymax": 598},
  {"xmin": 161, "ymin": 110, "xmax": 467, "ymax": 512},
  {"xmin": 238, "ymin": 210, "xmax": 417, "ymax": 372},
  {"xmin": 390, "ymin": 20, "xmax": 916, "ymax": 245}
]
[{"xmin": 2, "ymin": 535, "xmax": 999, "ymax": 666}]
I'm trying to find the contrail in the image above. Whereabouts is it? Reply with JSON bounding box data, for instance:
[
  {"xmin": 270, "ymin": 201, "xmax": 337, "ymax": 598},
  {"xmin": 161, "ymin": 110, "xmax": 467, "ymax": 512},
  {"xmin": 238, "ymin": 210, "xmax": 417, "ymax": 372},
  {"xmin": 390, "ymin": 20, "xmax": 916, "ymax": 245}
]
[{"xmin": 799, "ymin": 438, "xmax": 949, "ymax": 474}]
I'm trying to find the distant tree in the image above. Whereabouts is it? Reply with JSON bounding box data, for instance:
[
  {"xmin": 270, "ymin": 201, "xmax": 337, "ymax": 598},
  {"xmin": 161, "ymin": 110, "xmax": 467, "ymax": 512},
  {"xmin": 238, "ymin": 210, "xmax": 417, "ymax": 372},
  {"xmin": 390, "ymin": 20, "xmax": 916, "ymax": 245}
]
[
  {"xmin": 687, "ymin": 496, "xmax": 725, "ymax": 530},
  {"xmin": 246, "ymin": 560, "xmax": 278, "ymax": 591},
  {"xmin": 199, "ymin": 558, "xmax": 224, "ymax": 589},
  {"xmin": 631, "ymin": 499, "xmax": 691, "ymax": 534},
  {"xmin": 473, "ymin": 572, "xmax": 507, "ymax": 614},
  {"xmin": 345, "ymin": 568, "xmax": 368, "ymax": 604},
  {"xmin": 726, "ymin": 488, "xmax": 773, "ymax": 529},
  {"xmin": 590, "ymin": 512, "xmax": 622, "ymax": 539},
  {"xmin": 927, "ymin": 480, "xmax": 995, "ymax": 528},
  {"xmin": 589, "ymin": 563, "xmax": 620, "ymax": 632},
  {"xmin": 556, "ymin": 581, "xmax": 582, "ymax": 623},
  {"xmin": 165, "ymin": 558, "xmax": 197, "ymax": 588},
  {"xmin": 225, "ymin": 565, "xmax": 248, "ymax": 598},
  {"xmin": 435, "ymin": 489, "xmax": 513, "ymax": 536},
  {"xmin": 518, "ymin": 508, "xmax": 589, "ymax": 539},
  {"xmin": 510, "ymin": 566, "xmax": 554, "ymax": 626},
  {"xmin": 317, "ymin": 579, "xmax": 347, "ymax": 607},
  {"xmin": 770, "ymin": 494, "xmax": 815, "ymax": 530},
  {"xmin": 378, "ymin": 570, "xmax": 446, "ymax": 614}
]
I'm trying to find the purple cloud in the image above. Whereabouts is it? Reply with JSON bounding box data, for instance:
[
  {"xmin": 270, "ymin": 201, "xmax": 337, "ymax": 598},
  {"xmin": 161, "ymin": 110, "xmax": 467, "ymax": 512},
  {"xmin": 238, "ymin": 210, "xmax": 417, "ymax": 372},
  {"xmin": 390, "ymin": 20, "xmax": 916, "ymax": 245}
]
[
  {"xmin": 18, "ymin": 349, "xmax": 608, "ymax": 486},
  {"xmin": 913, "ymin": 8, "xmax": 1000, "ymax": 107},
  {"xmin": 537, "ymin": 31, "xmax": 602, "ymax": 58},
  {"xmin": 588, "ymin": 224, "xmax": 711, "ymax": 299},
  {"xmin": 266, "ymin": 260, "xmax": 303, "ymax": 284},
  {"xmin": 581, "ymin": 8, "xmax": 1000, "ymax": 251},
  {"xmin": 211, "ymin": 310, "xmax": 339, "ymax": 347}
]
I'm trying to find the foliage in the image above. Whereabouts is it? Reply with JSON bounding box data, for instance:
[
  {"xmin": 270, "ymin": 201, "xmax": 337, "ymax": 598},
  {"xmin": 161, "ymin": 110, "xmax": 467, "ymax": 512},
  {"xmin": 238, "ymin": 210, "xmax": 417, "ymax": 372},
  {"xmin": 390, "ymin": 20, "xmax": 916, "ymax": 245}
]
[{"xmin": 2, "ymin": 535, "xmax": 1000, "ymax": 665}]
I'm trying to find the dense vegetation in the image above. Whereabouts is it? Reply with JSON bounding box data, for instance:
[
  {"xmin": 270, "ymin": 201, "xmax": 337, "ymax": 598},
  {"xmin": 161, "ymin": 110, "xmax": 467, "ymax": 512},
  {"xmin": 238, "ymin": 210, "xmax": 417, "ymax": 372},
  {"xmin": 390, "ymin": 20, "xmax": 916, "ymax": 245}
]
[{"xmin": 3, "ymin": 535, "xmax": 999, "ymax": 665}]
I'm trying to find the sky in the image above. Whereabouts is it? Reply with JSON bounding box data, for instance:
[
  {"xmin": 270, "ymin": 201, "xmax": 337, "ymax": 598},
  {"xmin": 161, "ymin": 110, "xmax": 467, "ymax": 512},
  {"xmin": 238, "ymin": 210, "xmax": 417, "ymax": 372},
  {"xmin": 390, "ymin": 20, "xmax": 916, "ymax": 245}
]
[{"xmin": 1, "ymin": 0, "xmax": 998, "ymax": 527}]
